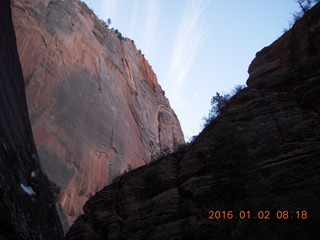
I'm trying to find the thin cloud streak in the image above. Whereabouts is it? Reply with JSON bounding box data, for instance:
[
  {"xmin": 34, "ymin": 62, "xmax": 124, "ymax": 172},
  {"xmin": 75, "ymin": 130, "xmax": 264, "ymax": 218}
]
[
  {"xmin": 101, "ymin": 0, "xmax": 117, "ymax": 22},
  {"xmin": 169, "ymin": 0, "xmax": 207, "ymax": 105},
  {"xmin": 142, "ymin": 0, "xmax": 161, "ymax": 56},
  {"xmin": 128, "ymin": 0, "xmax": 139, "ymax": 38}
]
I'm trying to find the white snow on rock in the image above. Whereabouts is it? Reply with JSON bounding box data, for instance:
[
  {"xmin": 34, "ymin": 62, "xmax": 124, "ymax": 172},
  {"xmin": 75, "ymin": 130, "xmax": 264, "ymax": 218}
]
[{"xmin": 20, "ymin": 183, "xmax": 36, "ymax": 196}]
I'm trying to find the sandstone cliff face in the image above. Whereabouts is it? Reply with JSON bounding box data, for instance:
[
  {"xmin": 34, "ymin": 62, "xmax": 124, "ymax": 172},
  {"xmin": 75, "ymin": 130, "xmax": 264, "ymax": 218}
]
[
  {"xmin": 11, "ymin": 0, "xmax": 184, "ymax": 223},
  {"xmin": 0, "ymin": 0, "xmax": 63, "ymax": 239},
  {"xmin": 66, "ymin": 3, "xmax": 320, "ymax": 240}
]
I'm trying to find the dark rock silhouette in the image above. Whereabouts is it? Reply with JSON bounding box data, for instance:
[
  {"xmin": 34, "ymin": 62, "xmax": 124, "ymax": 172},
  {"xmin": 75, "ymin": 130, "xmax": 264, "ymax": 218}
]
[
  {"xmin": 66, "ymin": 3, "xmax": 320, "ymax": 240},
  {"xmin": 0, "ymin": 0, "xmax": 64, "ymax": 239}
]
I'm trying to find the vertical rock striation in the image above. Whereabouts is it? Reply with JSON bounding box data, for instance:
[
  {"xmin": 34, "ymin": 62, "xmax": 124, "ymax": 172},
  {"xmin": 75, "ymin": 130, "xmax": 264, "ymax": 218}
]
[
  {"xmin": 66, "ymin": 3, "xmax": 320, "ymax": 240},
  {"xmin": 0, "ymin": 0, "xmax": 64, "ymax": 239},
  {"xmin": 11, "ymin": 0, "xmax": 184, "ymax": 223}
]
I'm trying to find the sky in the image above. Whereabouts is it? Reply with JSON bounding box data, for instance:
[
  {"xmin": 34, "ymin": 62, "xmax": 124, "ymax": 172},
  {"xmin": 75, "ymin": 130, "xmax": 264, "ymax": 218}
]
[{"xmin": 83, "ymin": 0, "xmax": 303, "ymax": 140}]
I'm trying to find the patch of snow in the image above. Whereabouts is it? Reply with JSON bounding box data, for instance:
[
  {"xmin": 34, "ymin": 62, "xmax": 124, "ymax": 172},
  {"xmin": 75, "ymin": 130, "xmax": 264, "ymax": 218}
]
[
  {"xmin": 31, "ymin": 171, "xmax": 36, "ymax": 178},
  {"xmin": 20, "ymin": 183, "xmax": 36, "ymax": 196}
]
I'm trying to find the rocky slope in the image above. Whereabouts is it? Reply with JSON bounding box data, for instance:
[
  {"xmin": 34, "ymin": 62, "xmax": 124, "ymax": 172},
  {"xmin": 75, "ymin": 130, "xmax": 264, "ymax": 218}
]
[
  {"xmin": 11, "ymin": 0, "xmax": 184, "ymax": 224},
  {"xmin": 66, "ymin": 3, "xmax": 320, "ymax": 240},
  {"xmin": 0, "ymin": 0, "xmax": 64, "ymax": 239}
]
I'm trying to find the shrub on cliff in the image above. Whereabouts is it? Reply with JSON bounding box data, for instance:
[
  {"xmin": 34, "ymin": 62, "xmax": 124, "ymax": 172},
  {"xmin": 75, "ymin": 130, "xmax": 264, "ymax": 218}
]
[
  {"xmin": 202, "ymin": 92, "xmax": 230, "ymax": 127},
  {"xmin": 101, "ymin": 18, "xmax": 111, "ymax": 28},
  {"xmin": 112, "ymin": 29, "xmax": 125, "ymax": 40},
  {"xmin": 117, "ymin": 32, "xmax": 123, "ymax": 40},
  {"xmin": 202, "ymin": 85, "xmax": 245, "ymax": 127},
  {"xmin": 292, "ymin": 0, "xmax": 319, "ymax": 21},
  {"xmin": 296, "ymin": 0, "xmax": 319, "ymax": 13},
  {"xmin": 284, "ymin": 0, "xmax": 320, "ymax": 31}
]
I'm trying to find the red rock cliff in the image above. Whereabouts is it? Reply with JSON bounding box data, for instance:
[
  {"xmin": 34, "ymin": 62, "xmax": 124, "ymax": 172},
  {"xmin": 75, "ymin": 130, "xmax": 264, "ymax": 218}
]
[{"xmin": 11, "ymin": 0, "xmax": 184, "ymax": 224}]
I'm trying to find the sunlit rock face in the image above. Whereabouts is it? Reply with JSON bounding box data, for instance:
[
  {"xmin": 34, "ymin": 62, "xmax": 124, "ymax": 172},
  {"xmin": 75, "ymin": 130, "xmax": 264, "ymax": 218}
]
[
  {"xmin": 11, "ymin": 0, "xmax": 184, "ymax": 224},
  {"xmin": 66, "ymin": 3, "xmax": 320, "ymax": 240},
  {"xmin": 0, "ymin": 0, "xmax": 63, "ymax": 239}
]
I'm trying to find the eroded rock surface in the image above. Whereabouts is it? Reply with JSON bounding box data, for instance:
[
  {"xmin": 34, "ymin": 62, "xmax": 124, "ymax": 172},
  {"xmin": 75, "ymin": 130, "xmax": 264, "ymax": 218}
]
[
  {"xmin": 0, "ymin": 1, "xmax": 63, "ymax": 239},
  {"xmin": 66, "ymin": 3, "xmax": 320, "ymax": 240},
  {"xmin": 11, "ymin": 0, "xmax": 184, "ymax": 223}
]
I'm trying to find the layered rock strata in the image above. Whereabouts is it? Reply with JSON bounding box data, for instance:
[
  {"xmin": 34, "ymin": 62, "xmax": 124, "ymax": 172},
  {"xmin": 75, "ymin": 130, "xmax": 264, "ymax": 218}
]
[
  {"xmin": 11, "ymin": 0, "xmax": 184, "ymax": 223},
  {"xmin": 66, "ymin": 3, "xmax": 320, "ymax": 240},
  {"xmin": 0, "ymin": 0, "xmax": 64, "ymax": 239}
]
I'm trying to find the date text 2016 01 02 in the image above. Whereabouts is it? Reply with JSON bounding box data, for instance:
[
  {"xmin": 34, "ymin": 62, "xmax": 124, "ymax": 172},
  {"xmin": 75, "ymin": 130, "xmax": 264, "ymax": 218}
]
[{"xmin": 208, "ymin": 210, "xmax": 308, "ymax": 220}]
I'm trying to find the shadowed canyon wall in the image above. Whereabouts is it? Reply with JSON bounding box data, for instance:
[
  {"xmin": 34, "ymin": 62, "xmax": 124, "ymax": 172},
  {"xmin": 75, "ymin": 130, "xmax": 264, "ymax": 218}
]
[
  {"xmin": 0, "ymin": 0, "xmax": 64, "ymax": 239},
  {"xmin": 66, "ymin": 3, "xmax": 320, "ymax": 239},
  {"xmin": 11, "ymin": 0, "xmax": 184, "ymax": 224}
]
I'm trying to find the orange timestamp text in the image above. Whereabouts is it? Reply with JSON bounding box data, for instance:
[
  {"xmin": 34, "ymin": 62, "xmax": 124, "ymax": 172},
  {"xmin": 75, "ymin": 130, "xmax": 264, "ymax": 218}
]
[{"xmin": 208, "ymin": 210, "xmax": 308, "ymax": 220}]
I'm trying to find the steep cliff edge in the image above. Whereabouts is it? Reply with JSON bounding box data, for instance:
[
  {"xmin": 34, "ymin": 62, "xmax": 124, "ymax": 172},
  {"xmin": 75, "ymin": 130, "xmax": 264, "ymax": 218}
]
[
  {"xmin": 0, "ymin": 0, "xmax": 64, "ymax": 239},
  {"xmin": 11, "ymin": 0, "xmax": 184, "ymax": 223},
  {"xmin": 66, "ymin": 3, "xmax": 320, "ymax": 240}
]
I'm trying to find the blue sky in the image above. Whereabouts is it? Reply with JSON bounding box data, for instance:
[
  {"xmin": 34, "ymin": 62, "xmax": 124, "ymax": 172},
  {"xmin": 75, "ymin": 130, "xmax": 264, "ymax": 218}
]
[{"xmin": 83, "ymin": 0, "xmax": 302, "ymax": 140}]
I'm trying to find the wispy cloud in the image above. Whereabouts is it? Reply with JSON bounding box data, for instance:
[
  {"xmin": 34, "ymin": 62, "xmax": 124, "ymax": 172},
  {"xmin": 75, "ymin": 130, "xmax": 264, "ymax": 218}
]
[
  {"xmin": 169, "ymin": 0, "xmax": 208, "ymax": 105},
  {"xmin": 101, "ymin": 0, "xmax": 117, "ymax": 22},
  {"xmin": 128, "ymin": 0, "xmax": 139, "ymax": 38},
  {"xmin": 141, "ymin": 0, "xmax": 161, "ymax": 55}
]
